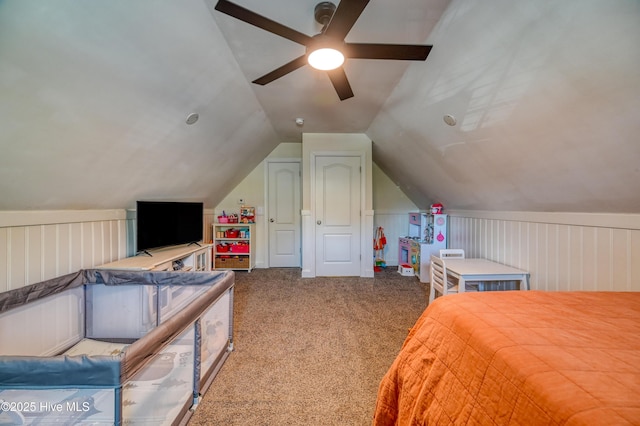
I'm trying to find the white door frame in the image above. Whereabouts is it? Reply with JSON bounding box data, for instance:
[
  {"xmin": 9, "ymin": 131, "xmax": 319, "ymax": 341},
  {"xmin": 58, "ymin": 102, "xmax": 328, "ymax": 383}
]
[
  {"xmin": 306, "ymin": 151, "xmax": 367, "ymax": 277},
  {"xmin": 264, "ymin": 158, "xmax": 302, "ymax": 268}
]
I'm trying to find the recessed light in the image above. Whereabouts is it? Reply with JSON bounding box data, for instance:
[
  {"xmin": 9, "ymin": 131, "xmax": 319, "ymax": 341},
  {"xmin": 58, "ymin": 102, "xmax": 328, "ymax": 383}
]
[
  {"xmin": 186, "ymin": 113, "xmax": 199, "ymax": 125},
  {"xmin": 443, "ymin": 114, "xmax": 457, "ymax": 126}
]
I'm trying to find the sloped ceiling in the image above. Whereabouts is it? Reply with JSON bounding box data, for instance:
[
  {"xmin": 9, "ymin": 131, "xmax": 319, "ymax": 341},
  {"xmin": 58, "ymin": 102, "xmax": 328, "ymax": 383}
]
[
  {"xmin": 0, "ymin": 0, "xmax": 280, "ymax": 210},
  {"xmin": 369, "ymin": 0, "xmax": 640, "ymax": 213},
  {"xmin": 1, "ymin": 0, "xmax": 639, "ymax": 213}
]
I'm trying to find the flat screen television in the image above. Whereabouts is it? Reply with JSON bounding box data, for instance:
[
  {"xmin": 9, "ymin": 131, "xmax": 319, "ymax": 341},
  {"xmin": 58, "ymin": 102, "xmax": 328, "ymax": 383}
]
[{"xmin": 136, "ymin": 201, "xmax": 204, "ymax": 253}]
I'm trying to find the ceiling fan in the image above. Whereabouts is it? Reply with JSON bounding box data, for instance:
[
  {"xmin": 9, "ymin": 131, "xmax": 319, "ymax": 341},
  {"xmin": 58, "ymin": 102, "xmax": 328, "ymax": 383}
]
[{"xmin": 214, "ymin": 0, "xmax": 433, "ymax": 101}]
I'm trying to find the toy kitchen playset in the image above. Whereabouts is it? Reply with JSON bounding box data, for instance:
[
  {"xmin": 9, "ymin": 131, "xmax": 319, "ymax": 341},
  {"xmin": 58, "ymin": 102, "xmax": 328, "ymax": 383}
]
[{"xmin": 398, "ymin": 204, "xmax": 447, "ymax": 282}]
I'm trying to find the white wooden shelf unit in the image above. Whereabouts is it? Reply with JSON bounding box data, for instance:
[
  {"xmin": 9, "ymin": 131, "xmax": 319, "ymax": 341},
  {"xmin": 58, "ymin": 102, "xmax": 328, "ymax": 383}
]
[{"xmin": 213, "ymin": 223, "xmax": 255, "ymax": 272}]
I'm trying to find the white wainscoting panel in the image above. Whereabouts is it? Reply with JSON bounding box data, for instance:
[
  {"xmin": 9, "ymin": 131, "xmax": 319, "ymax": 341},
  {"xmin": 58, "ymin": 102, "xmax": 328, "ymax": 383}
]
[
  {"xmin": 0, "ymin": 210, "xmax": 131, "ymax": 293},
  {"xmin": 448, "ymin": 212, "xmax": 640, "ymax": 292}
]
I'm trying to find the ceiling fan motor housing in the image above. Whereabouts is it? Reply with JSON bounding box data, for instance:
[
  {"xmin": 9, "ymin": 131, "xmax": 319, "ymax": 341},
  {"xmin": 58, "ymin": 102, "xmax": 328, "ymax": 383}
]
[
  {"xmin": 307, "ymin": 33, "xmax": 344, "ymax": 52},
  {"xmin": 314, "ymin": 2, "xmax": 337, "ymax": 26}
]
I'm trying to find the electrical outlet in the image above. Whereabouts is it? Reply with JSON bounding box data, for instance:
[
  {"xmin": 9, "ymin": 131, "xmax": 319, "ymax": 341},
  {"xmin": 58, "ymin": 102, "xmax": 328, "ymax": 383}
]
[{"xmin": 237, "ymin": 198, "xmax": 244, "ymax": 204}]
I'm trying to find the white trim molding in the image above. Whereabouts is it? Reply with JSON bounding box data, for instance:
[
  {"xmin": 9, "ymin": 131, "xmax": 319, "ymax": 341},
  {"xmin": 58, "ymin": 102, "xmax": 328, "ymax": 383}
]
[
  {"xmin": 0, "ymin": 210, "xmax": 126, "ymax": 228},
  {"xmin": 447, "ymin": 210, "xmax": 640, "ymax": 230},
  {"xmin": 301, "ymin": 210, "xmax": 314, "ymax": 278}
]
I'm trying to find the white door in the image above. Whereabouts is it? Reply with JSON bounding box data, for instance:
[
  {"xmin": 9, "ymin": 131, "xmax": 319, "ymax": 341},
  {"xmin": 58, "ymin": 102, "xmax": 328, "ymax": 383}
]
[
  {"xmin": 268, "ymin": 161, "xmax": 301, "ymax": 267},
  {"xmin": 314, "ymin": 156, "xmax": 361, "ymax": 276}
]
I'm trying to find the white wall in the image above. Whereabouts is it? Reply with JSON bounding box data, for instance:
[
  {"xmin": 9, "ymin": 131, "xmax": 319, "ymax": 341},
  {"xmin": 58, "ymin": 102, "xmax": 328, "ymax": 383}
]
[
  {"xmin": 214, "ymin": 143, "xmax": 302, "ymax": 269},
  {"xmin": 215, "ymin": 142, "xmax": 415, "ymax": 270},
  {"xmin": 448, "ymin": 210, "xmax": 640, "ymax": 292},
  {"xmin": 0, "ymin": 210, "xmax": 132, "ymax": 293},
  {"xmin": 3, "ymin": 207, "xmax": 637, "ymax": 293},
  {"xmin": 372, "ymin": 163, "xmax": 419, "ymax": 266}
]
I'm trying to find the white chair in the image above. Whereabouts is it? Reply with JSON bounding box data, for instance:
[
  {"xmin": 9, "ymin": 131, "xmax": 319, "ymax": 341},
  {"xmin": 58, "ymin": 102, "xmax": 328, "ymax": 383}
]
[
  {"xmin": 428, "ymin": 255, "xmax": 479, "ymax": 304},
  {"xmin": 439, "ymin": 248, "xmax": 484, "ymax": 291},
  {"xmin": 438, "ymin": 249, "xmax": 465, "ymax": 291},
  {"xmin": 439, "ymin": 249, "xmax": 465, "ymax": 259}
]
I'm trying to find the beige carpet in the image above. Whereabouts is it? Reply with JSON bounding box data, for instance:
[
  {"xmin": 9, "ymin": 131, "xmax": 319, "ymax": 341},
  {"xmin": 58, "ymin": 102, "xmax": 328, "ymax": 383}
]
[{"xmin": 188, "ymin": 267, "xmax": 427, "ymax": 426}]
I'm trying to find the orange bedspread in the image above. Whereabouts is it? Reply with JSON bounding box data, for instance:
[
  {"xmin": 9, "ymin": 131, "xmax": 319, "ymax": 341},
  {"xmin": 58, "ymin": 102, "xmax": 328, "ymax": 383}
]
[{"xmin": 373, "ymin": 291, "xmax": 640, "ymax": 425}]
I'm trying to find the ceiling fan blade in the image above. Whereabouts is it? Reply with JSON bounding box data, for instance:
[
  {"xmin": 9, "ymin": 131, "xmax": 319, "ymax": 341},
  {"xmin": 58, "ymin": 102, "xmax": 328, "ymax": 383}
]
[
  {"xmin": 326, "ymin": 67, "xmax": 354, "ymax": 101},
  {"xmin": 215, "ymin": 0, "xmax": 312, "ymax": 46},
  {"xmin": 345, "ymin": 43, "xmax": 432, "ymax": 60},
  {"xmin": 323, "ymin": 0, "xmax": 370, "ymax": 40},
  {"xmin": 252, "ymin": 55, "xmax": 308, "ymax": 85}
]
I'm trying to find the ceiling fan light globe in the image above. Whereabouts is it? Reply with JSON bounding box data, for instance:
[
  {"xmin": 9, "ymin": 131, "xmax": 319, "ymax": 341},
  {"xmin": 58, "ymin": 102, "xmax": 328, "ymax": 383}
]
[{"xmin": 308, "ymin": 48, "xmax": 344, "ymax": 70}]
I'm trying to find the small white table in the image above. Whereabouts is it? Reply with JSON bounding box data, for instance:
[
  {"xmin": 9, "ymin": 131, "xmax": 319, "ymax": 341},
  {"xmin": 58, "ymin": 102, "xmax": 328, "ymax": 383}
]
[{"xmin": 443, "ymin": 258, "xmax": 530, "ymax": 291}]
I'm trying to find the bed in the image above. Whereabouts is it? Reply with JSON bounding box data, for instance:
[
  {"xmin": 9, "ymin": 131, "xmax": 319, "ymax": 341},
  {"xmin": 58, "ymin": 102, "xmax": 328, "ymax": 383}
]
[{"xmin": 373, "ymin": 291, "xmax": 640, "ymax": 425}]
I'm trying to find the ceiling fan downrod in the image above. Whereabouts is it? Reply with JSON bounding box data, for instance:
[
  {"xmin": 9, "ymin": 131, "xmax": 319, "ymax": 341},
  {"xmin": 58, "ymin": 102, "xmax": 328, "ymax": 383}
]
[{"xmin": 314, "ymin": 2, "xmax": 337, "ymax": 30}]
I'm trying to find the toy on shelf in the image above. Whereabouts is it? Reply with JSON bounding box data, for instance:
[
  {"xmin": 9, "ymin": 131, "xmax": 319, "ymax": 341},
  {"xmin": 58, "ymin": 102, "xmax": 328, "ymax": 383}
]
[
  {"xmin": 217, "ymin": 211, "xmax": 239, "ymax": 223},
  {"xmin": 430, "ymin": 203, "xmax": 443, "ymax": 214},
  {"xmin": 240, "ymin": 206, "xmax": 255, "ymax": 223}
]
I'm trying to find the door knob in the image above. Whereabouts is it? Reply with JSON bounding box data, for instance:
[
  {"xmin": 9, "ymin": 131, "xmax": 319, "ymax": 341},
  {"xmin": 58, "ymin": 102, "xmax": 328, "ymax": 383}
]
[
  {"xmin": 317, "ymin": 220, "xmax": 322, "ymax": 225},
  {"xmin": 270, "ymin": 218, "xmax": 274, "ymax": 223}
]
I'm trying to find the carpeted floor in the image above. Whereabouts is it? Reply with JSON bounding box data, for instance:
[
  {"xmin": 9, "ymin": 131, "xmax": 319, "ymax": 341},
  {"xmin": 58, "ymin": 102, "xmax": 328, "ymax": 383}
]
[{"xmin": 188, "ymin": 267, "xmax": 428, "ymax": 426}]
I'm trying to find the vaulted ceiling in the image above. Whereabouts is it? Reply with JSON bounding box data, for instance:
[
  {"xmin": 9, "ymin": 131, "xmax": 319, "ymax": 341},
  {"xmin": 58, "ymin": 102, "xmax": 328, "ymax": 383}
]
[{"xmin": 1, "ymin": 0, "xmax": 639, "ymax": 213}]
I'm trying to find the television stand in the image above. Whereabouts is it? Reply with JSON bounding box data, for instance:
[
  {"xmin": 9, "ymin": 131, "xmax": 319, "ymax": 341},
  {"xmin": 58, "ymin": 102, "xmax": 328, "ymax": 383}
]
[{"xmin": 98, "ymin": 243, "xmax": 212, "ymax": 272}]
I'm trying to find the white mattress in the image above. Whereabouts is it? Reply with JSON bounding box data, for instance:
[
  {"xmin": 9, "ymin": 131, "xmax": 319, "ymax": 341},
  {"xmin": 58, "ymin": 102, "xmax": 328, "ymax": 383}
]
[{"xmin": 63, "ymin": 338, "xmax": 129, "ymax": 357}]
